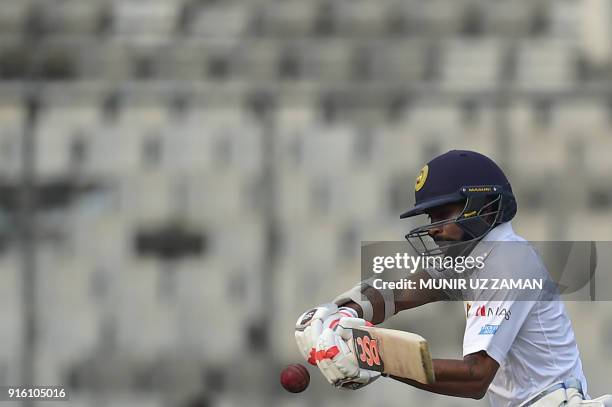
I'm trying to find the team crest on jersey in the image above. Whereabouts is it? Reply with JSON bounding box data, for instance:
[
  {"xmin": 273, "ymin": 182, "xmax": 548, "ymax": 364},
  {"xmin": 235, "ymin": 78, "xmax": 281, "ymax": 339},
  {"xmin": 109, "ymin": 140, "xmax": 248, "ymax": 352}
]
[{"xmin": 415, "ymin": 165, "xmax": 429, "ymax": 191}]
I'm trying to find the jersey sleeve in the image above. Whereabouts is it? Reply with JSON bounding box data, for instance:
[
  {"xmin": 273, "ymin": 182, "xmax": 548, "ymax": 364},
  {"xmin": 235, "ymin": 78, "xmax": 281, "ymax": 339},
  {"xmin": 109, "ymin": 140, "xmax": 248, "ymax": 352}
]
[
  {"xmin": 462, "ymin": 243, "xmax": 546, "ymax": 365},
  {"xmin": 463, "ymin": 299, "xmax": 535, "ymax": 365}
]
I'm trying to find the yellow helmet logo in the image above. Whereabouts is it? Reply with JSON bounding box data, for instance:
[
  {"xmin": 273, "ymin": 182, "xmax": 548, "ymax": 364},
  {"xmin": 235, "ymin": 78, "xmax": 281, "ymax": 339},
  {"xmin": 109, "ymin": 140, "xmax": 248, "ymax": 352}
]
[{"xmin": 415, "ymin": 165, "xmax": 429, "ymax": 191}]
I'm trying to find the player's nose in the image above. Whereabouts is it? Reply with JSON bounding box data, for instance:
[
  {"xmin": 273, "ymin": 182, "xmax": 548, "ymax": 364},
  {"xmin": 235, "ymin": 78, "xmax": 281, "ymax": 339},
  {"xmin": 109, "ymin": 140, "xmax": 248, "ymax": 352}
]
[{"xmin": 427, "ymin": 225, "xmax": 443, "ymax": 239}]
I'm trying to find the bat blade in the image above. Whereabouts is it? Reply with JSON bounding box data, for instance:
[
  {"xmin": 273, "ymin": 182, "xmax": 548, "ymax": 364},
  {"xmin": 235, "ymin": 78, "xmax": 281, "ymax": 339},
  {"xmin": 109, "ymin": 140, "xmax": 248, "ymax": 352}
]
[{"xmin": 352, "ymin": 327, "xmax": 435, "ymax": 384}]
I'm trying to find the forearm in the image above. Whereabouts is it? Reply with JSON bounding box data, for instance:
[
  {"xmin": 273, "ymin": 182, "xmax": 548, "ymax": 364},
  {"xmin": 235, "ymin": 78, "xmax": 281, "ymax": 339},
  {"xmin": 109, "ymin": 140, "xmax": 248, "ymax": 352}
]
[
  {"xmin": 388, "ymin": 372, "xmax": 486, "ymax": 399},
  {"xmin": 337, "ymin": 270, "xmax": 446, "ymax": 324},
  {"xmin": 340, "ymin": 285, "xmax": 384, "ymax": 322},
  {"xmin": 387, "ymin": 354, "xmax": 497, "ymax": 400}
]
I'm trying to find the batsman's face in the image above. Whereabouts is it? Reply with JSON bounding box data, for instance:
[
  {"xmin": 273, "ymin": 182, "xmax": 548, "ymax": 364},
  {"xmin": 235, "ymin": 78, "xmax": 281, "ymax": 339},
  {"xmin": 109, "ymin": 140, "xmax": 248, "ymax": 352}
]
[{"xmin": 425, "ymin": 202, "xmax": 466, "ymax": 244}]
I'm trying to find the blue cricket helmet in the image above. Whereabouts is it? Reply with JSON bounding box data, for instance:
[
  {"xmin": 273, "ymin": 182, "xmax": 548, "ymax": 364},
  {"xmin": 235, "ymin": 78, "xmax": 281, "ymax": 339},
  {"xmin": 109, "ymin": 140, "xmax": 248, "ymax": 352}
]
[{"xmin": 401, "ymin": 150, "xmax": 517, "ymax": 255}]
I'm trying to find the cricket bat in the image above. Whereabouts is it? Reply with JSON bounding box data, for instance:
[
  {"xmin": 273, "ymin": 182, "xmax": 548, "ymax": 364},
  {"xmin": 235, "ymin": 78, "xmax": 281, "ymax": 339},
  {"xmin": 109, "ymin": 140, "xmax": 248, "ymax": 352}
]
[{"xmin": 351, "ymin": 326, "xmax": 435, "ymax": 384}]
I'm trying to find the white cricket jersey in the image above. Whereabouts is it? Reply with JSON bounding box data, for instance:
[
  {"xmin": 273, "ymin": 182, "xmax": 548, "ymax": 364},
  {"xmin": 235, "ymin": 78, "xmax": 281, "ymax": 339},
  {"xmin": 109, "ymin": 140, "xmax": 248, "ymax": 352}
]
[{"xmin": 428, "ymin": 222, "xmax": 588, "ymax": 407}]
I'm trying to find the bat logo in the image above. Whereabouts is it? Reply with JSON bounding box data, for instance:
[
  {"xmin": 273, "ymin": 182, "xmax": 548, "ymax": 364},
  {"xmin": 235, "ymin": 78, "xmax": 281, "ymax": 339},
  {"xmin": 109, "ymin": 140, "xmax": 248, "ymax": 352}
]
[
  {"xmin": 353, "ymin": 329, "xmax": 384, "ymax": 372},
  {"xmin": 300, "ymin": 309, "xmax": 316, "ymax": 325}
]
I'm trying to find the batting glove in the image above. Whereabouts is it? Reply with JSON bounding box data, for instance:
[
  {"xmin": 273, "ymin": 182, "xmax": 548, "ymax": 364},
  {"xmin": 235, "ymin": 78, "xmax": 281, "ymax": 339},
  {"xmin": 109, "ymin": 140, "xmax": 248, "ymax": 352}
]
[
  {"xmin": 315, "ymin": 317, "xmax": 381, "ymax": 390},
  {"xmin": 295, "ymin": 304, "xmax": 358, "ymax": 366}
]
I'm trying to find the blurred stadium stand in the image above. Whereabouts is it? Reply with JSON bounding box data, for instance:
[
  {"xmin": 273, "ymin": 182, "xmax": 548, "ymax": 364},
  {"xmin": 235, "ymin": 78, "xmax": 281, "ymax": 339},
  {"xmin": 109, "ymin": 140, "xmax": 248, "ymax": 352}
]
[{"xmin": 0, "ymin": 0, "xmax": 611, "ymax": 406}]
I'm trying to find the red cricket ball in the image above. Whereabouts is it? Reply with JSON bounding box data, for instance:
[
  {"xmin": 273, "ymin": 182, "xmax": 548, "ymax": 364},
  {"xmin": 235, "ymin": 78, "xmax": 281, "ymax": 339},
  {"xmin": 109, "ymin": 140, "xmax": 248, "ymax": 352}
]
[{"xmin": 280, "ymin": 363, "xmax": 310, "ymax": 393}]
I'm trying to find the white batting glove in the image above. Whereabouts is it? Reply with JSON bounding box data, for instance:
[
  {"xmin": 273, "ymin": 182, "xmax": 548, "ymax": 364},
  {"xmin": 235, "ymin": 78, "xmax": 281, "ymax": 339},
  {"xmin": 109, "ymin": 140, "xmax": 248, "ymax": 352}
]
[
  {"xmin": 315, "ymin": 317, "xmax": 381, "ymax": 390},
  {"xmin": 295, "ymin": 304, "xmax": 358, "ymax": 366}
]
